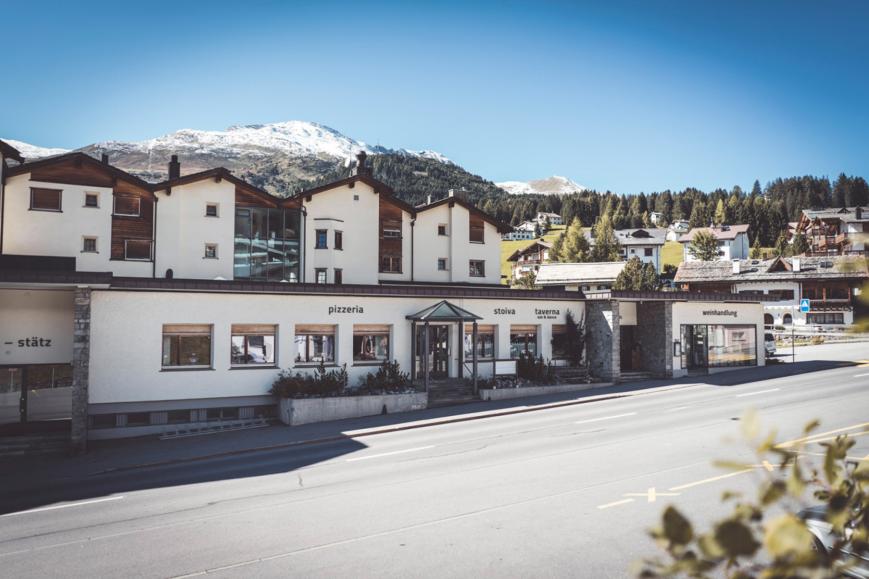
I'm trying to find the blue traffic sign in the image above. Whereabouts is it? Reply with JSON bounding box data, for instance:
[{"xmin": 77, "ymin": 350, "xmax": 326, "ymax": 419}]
[{"xmin": 799, "ymin": 298, "xmax": 810, "ymax": 313}]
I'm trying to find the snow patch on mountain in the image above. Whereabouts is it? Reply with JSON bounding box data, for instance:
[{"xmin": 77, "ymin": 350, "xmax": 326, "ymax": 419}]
[
  {"xmin": 496, "ymin": 175, "xmax": 586, "ymax": 195},
  {"xmin": 2, "ymin": 139, "xmax": 69, "ymax": 160}
]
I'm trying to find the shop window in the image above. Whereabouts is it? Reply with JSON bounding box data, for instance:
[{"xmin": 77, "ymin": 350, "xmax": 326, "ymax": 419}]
[
  {"xmin": 162, "ymin": 324, "xmax": 212, "ymax": 369},
  {"xmin": 113, "ymin": 194, "xmax": 141, "ymax": 216},
  {"xmin": 551, "ymin": 325, "xmax": 570, "ymax": 359},
  {"xmin": 353, "ymin": 325, "xmax": 390, "ymax": 363},
  {"xmin": 315, "ymin": 268, "xmax": 327, "ymax": 284},
  {"xmin": 469, "ymin": 260, "xmax": 485, "ymax": 278},
  {"xmin": 510, "ymin": 325, "xmax": 538, "ymax": 359},
  {"xmin": 82, "ymin": 236, "xmax": 98, "ymax": 253},
  {"xmin": 124, "ymin": 239, "xmax": 152, "ymax": 261},
  {"xmin": 231, "ymin": 324, "xmax": 276, "ymax": 366},
  {"xmin": 84, "ymin": 192, "xmax": 99, "ymax": 208},
  {"xmin": 464, "ymin": 324, "xmax": 495, "ymax": 359},
  {"xmin": 334, "ymin": 230, "xmax": 343, "ymax": 250},
  {"xmin": 315, "ymin": 229, "xmax": 328, "ymax": 249},
  {"xmin": 30, "ymin": 187, "xmax": 62, "ymax": 211},
  {"xmin": 438, "ymin": 258, "xmax": 448, "ymax": 271},
  {"xmin": 205, "ymin": 203, "xmax": 219, "ymax": 217},
  {"xmin": 25, "ymin": 364, "xmax": 73, "ymax": 389},
  {"xmin": 707, "ymin": 325, "xmax": 757, "ymax": 368},
  {"xmin": 204, "ymin": 243, "xmax": 218, "ymax": 259},
  {"xmin": 295, "ymin": 325, "xmax": 336, "ymax": 364},
  {"xmin": 334, "ymin": 268, "xmax": 343, "ymax": 285}
]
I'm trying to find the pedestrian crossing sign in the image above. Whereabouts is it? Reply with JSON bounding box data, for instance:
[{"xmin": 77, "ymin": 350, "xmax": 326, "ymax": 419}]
[{"xmin": 799, "ymin": 298, "xmax": 810, "ymax": 312}]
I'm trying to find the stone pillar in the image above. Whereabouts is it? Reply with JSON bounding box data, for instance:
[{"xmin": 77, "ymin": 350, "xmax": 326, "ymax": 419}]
[
  {"xmin": 71, "ymin": 287, "xmax": 91, "ymax": 453},
  {"xmin": 586, "ymin": 300, "xmax": 620, "ymax": 382},
  {"xmin": 635, "ymin": 301, "xmax": 674, "ymax": 378}
]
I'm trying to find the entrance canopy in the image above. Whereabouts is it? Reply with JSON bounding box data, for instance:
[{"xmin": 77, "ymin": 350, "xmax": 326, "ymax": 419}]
[{"xmin": 405, "ymin": 300, "xmax": 482, "ymax": 322}]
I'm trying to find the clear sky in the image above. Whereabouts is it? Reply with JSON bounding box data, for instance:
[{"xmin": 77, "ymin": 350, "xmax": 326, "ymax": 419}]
[{"xmin": 3, "ymin": 0, "xmax": 868, "ymax": 194}]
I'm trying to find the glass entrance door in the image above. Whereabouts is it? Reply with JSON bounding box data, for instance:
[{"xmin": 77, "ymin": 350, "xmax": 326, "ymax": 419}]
[
  {"xmin": 416, "ymin": 325, "xmax": 451, "ymax": 379},
  {"xmin": 0, "ymin": 367, "xmax": 24, "ymax": 425},
  {"xmin": 682, "ymin": 325, "xmax": 708, "ymax": 373}
]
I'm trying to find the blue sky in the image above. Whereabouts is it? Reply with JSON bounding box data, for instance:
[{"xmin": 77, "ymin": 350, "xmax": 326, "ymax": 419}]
[{"xmin": 3, "ymin": 0, "xmax": 868, "ymax": 193}]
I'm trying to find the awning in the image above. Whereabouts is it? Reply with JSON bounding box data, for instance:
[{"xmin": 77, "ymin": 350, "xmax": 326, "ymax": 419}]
[{"xmin": 405, "ymin": 300, "xmax": 482, "ymax": 322}]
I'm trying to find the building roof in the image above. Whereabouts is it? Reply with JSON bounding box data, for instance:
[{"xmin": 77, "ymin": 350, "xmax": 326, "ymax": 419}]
[
  {"xmin": 406, "ymin": 299, "xmax": 483, "ymax": 321},
  {"xmin": 416, "ymin": 194, "xmax": 513, "ymax": 234},
  {"xmin": 800, "ymin": 206, "xmax": 869, "ymax": 224},
  {"xmin": 678, "ymin": 224, "xmax": 750, "ymax": 243},
  {"xmin": 535, "ymin": 261, "xmax": 627, "ymax": 285},
  {"xmin": 4, "ymin": 151, "xmax": 155, "ymax": 190},
  {"xmin": 586, "ymin": 228, "xmax": 667, "ymax": 246},
  {"xmin": 152, "ymin": 167, "xmax": 281, "ymax": 206},
  {"xmin": 673, "ymin": 255, "xmax": 869, "ymax": 283},
  {"xmin": 0, "ymin": 139, "xmax": 23, "ymax": 164},
  {"xmin": 506, "ymin": 240, "xmax": 552, "ymax": 262}
]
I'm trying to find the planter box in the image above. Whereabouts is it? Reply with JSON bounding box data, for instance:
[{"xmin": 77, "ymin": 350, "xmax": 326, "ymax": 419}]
[
  {"xmin": 479, "ymin": 382, "xmax": 611, "ymax": 401},
  {"xmin": 278, "ymin": 392, "xmax": 428, "ymax": 426}
]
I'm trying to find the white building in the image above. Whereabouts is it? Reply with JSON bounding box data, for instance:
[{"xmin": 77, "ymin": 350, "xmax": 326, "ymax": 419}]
[
  {"xmin": 534, "ymin": 261, "xmax": 627, "ymax": 292},
  {"xmin": 679, "ymin": 224, "xmax": 750, "ymax": 262},
  {"xmin": 506, "ymin": 240, "xmax": 552, "ymax": 282},
  {"xmin": 666, "ymin": 219, "xmax": 690, "ymax": 241},
  {"xmin": 649, "ymin": 211, "xmax": 663, "ymax": 226},
  {"xmin": 0, "ymin": 141, "xmax": 765, "ymax": 445},
  {"xmin": 585, "ymin": 228, "xmax": 666, "ymax": 272},
  {"xmin": 501, "ymin": 228, "xmax": 536, "ymax": 241},
  {"xmin": 535, "ymin": 212, "xmax": 562, "ymax": 226}
]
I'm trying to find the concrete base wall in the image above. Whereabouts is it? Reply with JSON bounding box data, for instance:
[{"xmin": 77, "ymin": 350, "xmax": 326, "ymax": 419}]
[
  {"xmin": 279, "ymin": 393, "xmax": 428, "ymax": 426},
  {"xmin": 479, "ymin": 382, "xmax": 612, "ymax": 401}
]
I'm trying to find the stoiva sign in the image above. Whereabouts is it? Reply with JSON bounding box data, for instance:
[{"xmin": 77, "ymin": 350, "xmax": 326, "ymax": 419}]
[{"xmin": 492, "ymin": 307, "xmax": 562, "ymax": 320}]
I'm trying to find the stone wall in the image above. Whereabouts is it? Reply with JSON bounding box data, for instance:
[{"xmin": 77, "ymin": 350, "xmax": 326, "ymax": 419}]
[
  {"xmin": 634, "ymin": 301, "xmax": 673, "ymax": 378},
  {"xmin": 71, "ymin": 287, "xmax": 91, "ymax": 453},
  {"xmin": 586, "ymin": 300, "xmax": 620, "ymax": 382}
]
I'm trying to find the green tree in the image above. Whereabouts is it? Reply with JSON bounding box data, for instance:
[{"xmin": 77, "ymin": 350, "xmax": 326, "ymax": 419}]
[
  {"xmin": 550, "ymin": 230, "xmax": 565, "ymax": 263},
  {"xmin": 688, "ymin": 230, "xmax": 720, "ymax": 261},
  {"xmin": 713, "ymin": 199, "xmax": 727, "ymax": 226},
  {"xmin": 558, "ymin": 217, "xmax": 591, "ymax": 262},
  {"xmin": 791, "ymin": 231, "xmax": 809, "ymax": 256},
  {"xmin": 513, "ymin": 270, "xmax": 537, "ymax": 290},
  {"xmin": 773, "ymin": 232, "xmax": 790, "ymax": 257},
  {"xmin": 589, "ymin": 214, "xmax": 621, "ymax": 262},
  {"xmin": 613, "ymin": 257, "xmax": 659, "ymax": 291},
  {"xmin": 689, "ymin": 200, "xmax": 708, "ymax": 228},
  {"xmin": 750, "ymin": 236, "xmax": 763, "ymax": 259}
]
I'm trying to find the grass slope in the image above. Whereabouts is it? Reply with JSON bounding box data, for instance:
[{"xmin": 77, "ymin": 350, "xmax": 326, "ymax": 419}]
[
  {"xmin": 662, "ymin": 241, "xmax": 683, "ymax": 268},
  {"xmin": 500, "ymin": 226, "xmax": 566, "ymax": 282}
]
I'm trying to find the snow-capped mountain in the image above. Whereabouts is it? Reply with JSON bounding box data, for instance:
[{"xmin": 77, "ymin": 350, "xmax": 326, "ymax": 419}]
[
  {"xmin": 3, "ymin": 139, "xmax": 69, "ymax": 160},
  {"xmin": 497, "ymin": 175, "xmax": 586, "ymax": 195}
]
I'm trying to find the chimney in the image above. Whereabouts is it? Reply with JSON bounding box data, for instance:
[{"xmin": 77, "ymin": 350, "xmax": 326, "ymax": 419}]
[
  {"xmin": 355, "ymin": 151, "xmax": 368, "ymax": 176},
  {"xmin": 101, "ymin": 153, "xmax": 109, "ymax": 164},
  {"xmin": 792, "ymin": 257, "xmax": 801, "ymax": 272},
  {"xmin": 732, "ymin": 260, "xmax": 741, "ymax": 274},
  {"xmin": 168, "ymin": 155, "xmax": 180, "ymax": 180}
]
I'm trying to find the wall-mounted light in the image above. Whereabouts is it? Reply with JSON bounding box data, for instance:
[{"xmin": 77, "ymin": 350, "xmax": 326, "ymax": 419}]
[{"xmin": 673, "ymin": 340, "xmax": 682, "ymax": 357}]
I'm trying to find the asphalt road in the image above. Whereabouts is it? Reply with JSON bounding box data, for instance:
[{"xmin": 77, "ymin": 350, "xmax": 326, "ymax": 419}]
[{"xmin": 1, "ymin": 342, "xmax": 868, "ymax": 578}]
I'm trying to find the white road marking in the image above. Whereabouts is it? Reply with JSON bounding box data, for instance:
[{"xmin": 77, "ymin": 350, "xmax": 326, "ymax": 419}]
[
  {"xmin": 623, "ymin": 487, "xmax": 679, "ymax": 503},
  {"xmin": 668, "ymin": 406, "xmax": 691, "ymax": 412},
  {"xmin": 1, "ymin": 495, "xmax": 125, "ymax": 517},
  {"xmin": 735, "ymin": 388, "xmax": 780, "ymax": 398},
  {"xmin": 575, "ymin": 412, "xmax": 637, "ymax": 425},
  {"xmin": 346, "ymin": 445, "xmax": 435, "ymax": 462},
  {"xmin": 597, "ymin": 498, "xmax": 634, "ymax": 510},
  {"xmin": 854, "ymin": 373, "xmax": 869, "ymax": 378}
]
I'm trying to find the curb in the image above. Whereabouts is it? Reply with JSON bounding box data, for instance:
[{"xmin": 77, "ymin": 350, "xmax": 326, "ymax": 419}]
[{"xmin": 90, "ymin": 380, "xmax": 699, "ymax": 476}]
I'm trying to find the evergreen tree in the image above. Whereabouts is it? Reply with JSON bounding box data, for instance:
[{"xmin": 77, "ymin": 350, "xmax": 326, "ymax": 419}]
[
  {"xmin": 773, "ymin": 232, "xmax": 790, "ymax": 257},
  {"xmin": 550, "ymin": 231, "xmax": 565, "ymax": 263},
  {"xmin": 713, "ymin": 199, "xmax": 727, "ymax": 226},
  {"xmin": 687, "ymin": 230, "xmax": 720, "ymax": 261},
  {"xmin": 641, "ymin": 261, "xmax": 660, "ymax": 290},
  {"xmin": 613, "ymin": 257, "xmax": 659, "ymax": 290},
  {"xmin": 790, "ymin": 231, "xmax": 809, "ymax": 256},
  {"xmin": 558, "ymin": 217, "xmax": 590, "ymax": 262},
  {"xmin": 689, "ymin": 200, "xmax": 708, "ymax": 228},
  {"xmin": 641, "ymin": 210, "xmax": 652, "ymax": 228},
  {"xmin": 513, "ymin": 270, "xmax": 537, "ymax": 290},
  {"xmin": 589, "ymin": 214, "xmax": 621, "ymax": 262},
  {"xmin": 750, "ymin": 236, "xmax": 763, "ymax": 259}
]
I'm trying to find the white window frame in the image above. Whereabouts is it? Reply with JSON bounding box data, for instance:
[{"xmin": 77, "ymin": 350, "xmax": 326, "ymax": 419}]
[
  {"xmin": 124, "ymin": 239, "xmax": 153, "ymax": 261},
  {"xmin": 469, "ymin": 259, "xmax": 485, "ymax": 278},
  {"xmin": 84, "ymin": 192, "xmax": 100, "ymax": 208},
  {"xmin": 204, "ymin": 243, "xmax": 218, "ymax": 259}
]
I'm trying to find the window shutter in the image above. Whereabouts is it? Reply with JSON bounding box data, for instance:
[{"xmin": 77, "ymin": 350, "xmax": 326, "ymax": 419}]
[{"xmin": 31, "ymin": 188, "xmax": 62, "ymax": 210}]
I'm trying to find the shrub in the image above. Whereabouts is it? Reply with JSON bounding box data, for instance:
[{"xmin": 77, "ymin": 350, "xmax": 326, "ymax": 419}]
[
  {"xmin": 517, "ymin": 355, "xmax": 555, "ymax": 384},
  {"xmin": 356, "ymin": 360, "xmax": 412, "ymax": 394},
  {"xmin": 270, "ymin": 362, "xmax": 348, "ymax": 398}
]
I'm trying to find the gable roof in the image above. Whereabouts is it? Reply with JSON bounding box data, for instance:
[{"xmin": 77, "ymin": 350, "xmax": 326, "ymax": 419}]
[
  {"xmin": 535, "ymin": 261, "xmax": 626, "ymax": 285},
  {"xmin": 4, "ymin": 151, "xmax": 154, "ymax": 190},
  {"xmin": 678, "ymin": 224, "xmax": 749, "ymax": 243},
  {"xmin": 0, "ymin": 140, "xmax": 23, "ymax": 164},
  {"xmin": 587, "ymin": 228, "xmax": 667, "ymax": 246},
  {"xmin": 800, "ymin": 206, "xmax": 869, "ymax": 224},
  {"xmin": 673, "ymin": 255, "xmax": 869, "ymax": 283},
  {"xmin": 287, "ymin": 173, "xmax": 416, "ymax": 215},
  {"xmin": 151, "ymin": 167, "xmax": 280, "ymax": 207},
  {"xmin": 405, "ymin": 299, "xmax": 483, "ymax": 321},
  {"xmin": 416, "ymin": 195, "xmax": 513, "ymax": 233},
  {"xmin": 506, "ymin": 240, "xmax": 552, "ymax": 262}
]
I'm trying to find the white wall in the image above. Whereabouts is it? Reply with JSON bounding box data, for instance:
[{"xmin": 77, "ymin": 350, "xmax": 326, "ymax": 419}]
[
  {"xmin": 88, "ymin": 290, "xmax": 585, "ymax": 404},
  {"xmin": 0, "ymin": 289, "xmax": 73, "ymax": 365},
  {"xmin": 623, "ymin": 244, "xmax": 662, "ymax": 272},
  {"xmin": 154, "ymin": 180, "xmax": 235, "ymax": 280},
  {"xmin": 2, "ymin": 174, "xmax": 151, "ymax": 276},
  {"xmin": 671, "ymin": 301, "xmax": 765, "ymax": 377},
  {"xmin": 413, "ymin": 204, "xmax": 453, "ymax": 282}
]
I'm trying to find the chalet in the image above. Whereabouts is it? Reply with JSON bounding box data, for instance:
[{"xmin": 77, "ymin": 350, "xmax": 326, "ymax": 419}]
[
  {"xmin": 586, "ymin": 228, "xmax": 666, "ymax": 272},
  {"xmin": 506, "ymin": 240, "xmax": 552, "ymax": 281},
  {"xmin": 678, "ymin": 224, "xmax": 750, "ymax": 262},
  {"xmin": 793, "ymin": 206, "xmax": 868, "ymax": 256}
]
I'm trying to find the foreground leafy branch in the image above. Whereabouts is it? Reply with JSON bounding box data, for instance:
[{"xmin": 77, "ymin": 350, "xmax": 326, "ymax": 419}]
[{"xmin": 639, "ymin": 412, "xmax": 868, "ymax": 578}]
